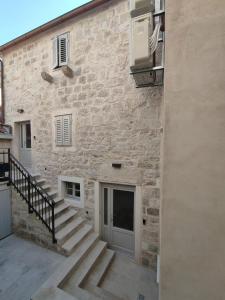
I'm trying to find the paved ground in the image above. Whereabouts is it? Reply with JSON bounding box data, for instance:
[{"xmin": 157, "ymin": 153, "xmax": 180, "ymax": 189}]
[
  {"xmin": 101, "ymin": 253, "xmax": 159, "ymax": 300},
  {"xmin": 0, "ymin": 235, "xmax": 65, "ymax": 300}
]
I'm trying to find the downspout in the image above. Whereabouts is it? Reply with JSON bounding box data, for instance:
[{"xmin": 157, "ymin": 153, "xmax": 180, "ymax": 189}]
[{"xmin": 0, "ymin": 58, "xmax": 4, "ymax": 124}]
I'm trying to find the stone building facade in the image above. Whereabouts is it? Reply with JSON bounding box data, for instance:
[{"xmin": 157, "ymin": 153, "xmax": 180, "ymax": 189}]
[{"xmin": 0, "ymin": 0, "xmax": 163, "ymax": 268}]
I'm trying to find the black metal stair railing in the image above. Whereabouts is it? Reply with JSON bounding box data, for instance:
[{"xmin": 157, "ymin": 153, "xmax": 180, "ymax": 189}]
[{"xmin": 0, "ymin": 148, "xmax": 56, "ymax": 243}]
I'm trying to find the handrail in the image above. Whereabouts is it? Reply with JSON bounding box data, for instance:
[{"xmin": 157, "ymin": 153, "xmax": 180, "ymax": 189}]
[
  {"xmin": 10, "ymin": 153, "xmax": 55, "ymax": 206},
  {"xmin": 5, "ymin": 150, "xmax": 57, "ymax": 243}
]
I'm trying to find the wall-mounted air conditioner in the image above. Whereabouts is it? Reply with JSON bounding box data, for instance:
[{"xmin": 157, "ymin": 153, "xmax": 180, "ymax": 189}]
[
  {"xmin": 130, "ymin": 0, "xmax": 154, "ymax": 17},
  {"xmin": 130, "ymin": 13, "xmax": 153, "ymax": 71}
]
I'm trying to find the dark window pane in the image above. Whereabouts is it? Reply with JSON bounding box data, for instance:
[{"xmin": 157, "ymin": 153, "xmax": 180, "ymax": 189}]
[
  {"xmin": 75, "ymin": 190, "xmax": 80, "ymax": 198},
  {"xmin": 104, "ymin": 188, "xmax": 108, "ymax": 225},
  {"xmin": 26, "ymin": 123, "xmax": 31, "ymax": 149},
  {"xmin": 66, "ymin": 182, "xmax": 73, "ymax": 189},
  {"xmin": 75, "ymin": 183, "xmax": 80, "ymax": 191},
  {"xmin": 66, "ymin": 182, "xmax": 73, "ymax": 195},
  {"xmin": 113, "ymin": 189, "xmax": 134, "ymax": 231}
]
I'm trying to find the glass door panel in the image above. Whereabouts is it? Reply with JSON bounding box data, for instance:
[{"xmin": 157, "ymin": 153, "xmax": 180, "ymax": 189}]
[{"xmin": 113, "ymin": 189, "xmax": 134, "ymax": 232}]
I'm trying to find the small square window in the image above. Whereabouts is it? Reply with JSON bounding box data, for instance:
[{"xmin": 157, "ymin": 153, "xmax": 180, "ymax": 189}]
[{"xmin": 65, "ymin": 181, "xmax": 80, "ymax": 201}]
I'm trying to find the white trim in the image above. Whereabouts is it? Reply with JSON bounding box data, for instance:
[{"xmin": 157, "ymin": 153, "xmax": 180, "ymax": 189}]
[
  {"xmin": 58, "ymin": 175, "xmax": 84, "ymax": 208},
  {"xmin": 94, "ymin": 181, "xmax": 100, "ymax": 234},
  {"xmin": 135, "ymin": 185, "xmax": 142, "ymax": 264}
]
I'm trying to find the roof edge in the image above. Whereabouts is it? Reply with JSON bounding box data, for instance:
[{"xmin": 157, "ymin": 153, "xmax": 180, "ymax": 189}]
[{"xmin": 0, "ymin": 0, "xmax": 111, "ymax": 52}]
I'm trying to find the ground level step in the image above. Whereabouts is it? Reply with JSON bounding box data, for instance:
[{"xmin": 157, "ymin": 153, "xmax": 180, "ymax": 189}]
[
  {"xmin": 76, "ymin": 241, "xmax": 107, "ymax": 287},
  {"xmin": 85, "ymin": 249, "xmax": 115, "ymax": 287},
  {"xmin": 62, "ymin": 241, "xmax": 107, "ymax": 290},
  {"xmin": 86, "ymin": 284, "xmax": 123, "ymax": 300}
]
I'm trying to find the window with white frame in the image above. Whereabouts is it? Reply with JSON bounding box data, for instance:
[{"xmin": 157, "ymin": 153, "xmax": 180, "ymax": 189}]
[
  {"xmin": 65, "ymin": 182, "xmax": 81, "ymax": 201},
  {"xmin": 55, "ymin": 114, "xmax": 72, "ymax": 146},
  {"xmin": 58, "ymin": 176, "xmax": 84, "ymax": 208},
  {"xmin": 53, "ymin": 33, "xmax": 69, "ymax": 68}
]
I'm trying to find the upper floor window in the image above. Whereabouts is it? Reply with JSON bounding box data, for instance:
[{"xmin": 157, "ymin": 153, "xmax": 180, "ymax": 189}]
[
  {"xmin": 55, "ymin": 114, "xmax": 72, "ymax": 146},
  {"xmin": 53, "ymin": 33, "xmax": 69, "ymax": 69}
]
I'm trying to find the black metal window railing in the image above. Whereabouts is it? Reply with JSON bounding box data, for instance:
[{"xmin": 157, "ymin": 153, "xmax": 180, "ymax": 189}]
[{"xmin": 0, "ymin": 148, "xmax": 56, "ymax": 243}]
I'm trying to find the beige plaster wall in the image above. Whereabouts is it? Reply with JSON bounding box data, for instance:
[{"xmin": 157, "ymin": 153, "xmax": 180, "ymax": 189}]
[
  {"xmin": 160, "ymin": 0, "xmax": 225, "ymax": 299},
  {"xmin": 2, "ymin": 0, "xmax": 163, "ymax": 267}
]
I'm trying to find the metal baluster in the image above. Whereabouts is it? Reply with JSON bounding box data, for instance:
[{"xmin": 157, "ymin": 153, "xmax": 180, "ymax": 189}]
[
  {"xmin": 52, "ymin": 202, "xmax": 56, "ymax": 243},
  {"xmin": 28, "ymin": 175, "xmax": 32, "ymax": 213}
]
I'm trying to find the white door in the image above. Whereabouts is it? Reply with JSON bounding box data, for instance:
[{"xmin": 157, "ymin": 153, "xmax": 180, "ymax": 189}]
[
  {"xmin": 101, "ymin": 184, "xmax": 135, "ymax": 256},
  {"xmin": 20, "ymin": 122, "xmax": 32, "ymax": 169}
]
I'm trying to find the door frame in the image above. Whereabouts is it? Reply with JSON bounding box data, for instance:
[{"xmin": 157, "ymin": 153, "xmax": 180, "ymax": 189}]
[
  {"xmin": 18, "ymin": 121, "xmax": 32, "ymax": 169},
  {"xmin": 94, "ymin": 181, "xmax": 142, "ymax": 263},
  {"xmin": 101, "ymin": 183, "xmax": 135, "ymax": 256}
]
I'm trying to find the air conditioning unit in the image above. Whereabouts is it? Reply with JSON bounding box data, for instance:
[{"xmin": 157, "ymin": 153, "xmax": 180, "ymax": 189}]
[
  {"xmin": 130, "ymin": 0, "xmax": 154, "ymax": 17},
  {"xmin": 130, "ymin": 13, "xmax": 153, "ymax": 70}
]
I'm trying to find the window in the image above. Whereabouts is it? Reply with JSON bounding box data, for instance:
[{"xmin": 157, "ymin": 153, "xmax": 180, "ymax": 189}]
[
  {"xmin": 65, "ymin": 182, "xmax": 81, "ymax": 201},
  {"xmin": 59, "ymin": 176, "xmax": 84, "ymax": 208},
  {"xmin": 53, "ymin": 33, "xmax": 69, "ymax": 68},
  {"xmin": 55, "ymin": 114, "xmax": 72, "ymax": 146}
]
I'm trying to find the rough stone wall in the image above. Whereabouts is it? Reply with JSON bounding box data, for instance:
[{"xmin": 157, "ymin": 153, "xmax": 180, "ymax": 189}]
[
  {"xmin": 2, "ymin": 0, "xmax": 162, "ymax": 268},
  {"xmin": 11, "ymin": 189, "xmax": 59, "ymax": 253}
]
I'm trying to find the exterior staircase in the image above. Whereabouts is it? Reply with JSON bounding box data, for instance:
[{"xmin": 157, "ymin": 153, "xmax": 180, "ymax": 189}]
[
  {"xmin": 3, "ymin": 150, "xmax": 119, "ymax": 299},
  {"xmin": 13, "ymin": 172, "xmax": 118, "ymax": 299},
  {"xmin": 20, "ymin": 173, "xmax": 120, "ymax": 300}
]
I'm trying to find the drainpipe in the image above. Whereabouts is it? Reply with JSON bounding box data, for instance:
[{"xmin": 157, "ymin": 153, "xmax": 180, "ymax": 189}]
[{"xmin": 0, "ymin": 58, "xmax": 4, "ymax": 124}]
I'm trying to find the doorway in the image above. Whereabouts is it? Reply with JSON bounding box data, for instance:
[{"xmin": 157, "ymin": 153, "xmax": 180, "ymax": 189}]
[
  {"xmin": 101, "ymin": 184, "xmax": 135, "ymax": 257},
  {"xmin": 19, "ymin": 121, "xmax": 32, "ymax": 169}
]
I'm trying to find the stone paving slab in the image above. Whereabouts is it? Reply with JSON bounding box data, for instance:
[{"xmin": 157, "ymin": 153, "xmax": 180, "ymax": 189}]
[{"xmin": 0, "ymin": 235, "xmax": 65, "ymax": 300}]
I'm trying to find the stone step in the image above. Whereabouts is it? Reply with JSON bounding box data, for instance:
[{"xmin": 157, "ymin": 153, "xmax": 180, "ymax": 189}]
[
  {"xmin": 76, "ymin": 241, "xmax": 107, "ymax": 287},
  {"xmin": 56, "ymin": 217, "xmax": 85, "ymax": 245},
  {"xmin": 23, "ymin": 189, "xmax": 57, "ymax": 201},
  {"xmin": 62, "ymin": 223, "xmax": 93, "ymax": 255},
  {"xmin": 62, "ymin": 241, "xmax": 107, "ymax": 290},
  {"xmin": 86, "ymin": 249, "xmax": 115, "ymax": 287},
  {"xmin": 55, "ymin": 210, "xmax": 78, "ymax": 231},
  {"xmin": 38, "ymin": 233, "xmax": 99, "ymax": 295},
  {"xmin": 62, "ymin": 285, "xmax": 107, "ymax": 300},
  {"xmin": 47, "ymin": 190, "xmax": 58, "ymax": 199},
  {"xmin": 53, "ymin": 197, "xmax": 65, "ymax": 206},
  {"xmin": 20, "ymin": 183, "xmax": 50, "ymax": 192},
  {"xmin": 42, "ymin": 202, "xmax": 70, "ymax": 221},
  {"xmin": 32, "ymin": 287, "xmax": 77, "ymax": 300},
  {"xmin": 86, "ymin": 284, "xmax": 123, "ymax": 300},
  {"xmin": 12, "ymin": 177, "xmax": 46, "ymax": 187},
  {"xmin": 11, "ymin": 170, "xmax": 41, "ymax": 180},
  {"xmin": 37, "ymin": 184, "xmax": 51, "ymax": 192},
  {"xmin": 30, "ymin": 173, "xmax": 41, "ymax": 179},
  {"xmin": 33, "ymin": 198, "xmax": 63, "ymax": 215}
]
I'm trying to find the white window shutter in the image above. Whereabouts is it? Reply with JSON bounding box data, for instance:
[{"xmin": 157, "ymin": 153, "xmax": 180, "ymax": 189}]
[
  {"xmin": 52, "ymin": 37, "xmax": 58, "ymax": 68},
  {"xmin": 55, "ymin": 116, "xmax": 63, "ymax": 145},
  {"xmin": 62, "ymin": 115, "xmax": 72, "ymax": 146},
  {"xmin": 59, "ymin": 33, "xmax": 69, "ymax": 66}
]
